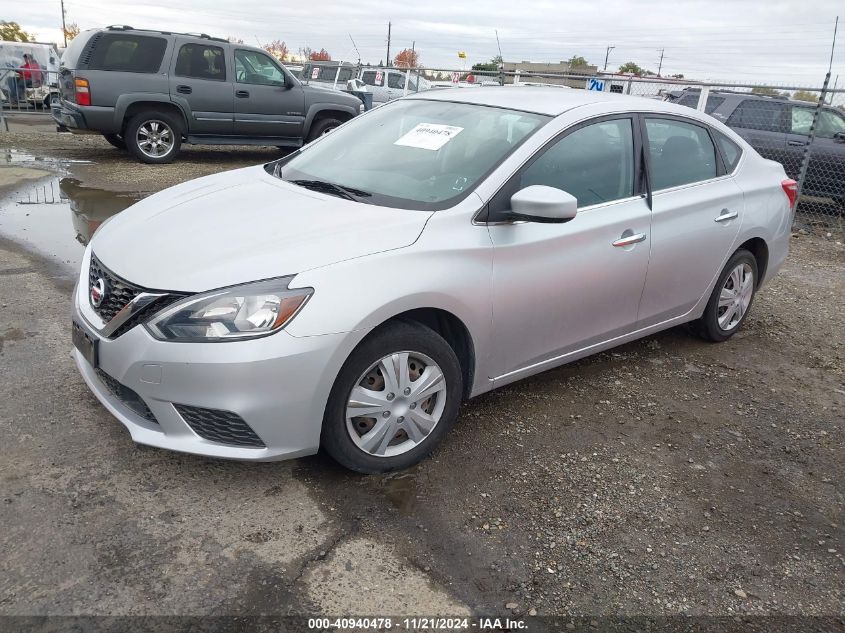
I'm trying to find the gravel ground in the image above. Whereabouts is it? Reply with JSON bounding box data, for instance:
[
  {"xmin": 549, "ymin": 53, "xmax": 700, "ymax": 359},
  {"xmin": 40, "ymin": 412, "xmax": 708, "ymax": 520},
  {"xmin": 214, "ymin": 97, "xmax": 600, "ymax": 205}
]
[{"xmin": 1, "ymin": 120, "xmax": 843, "ymax": 622}]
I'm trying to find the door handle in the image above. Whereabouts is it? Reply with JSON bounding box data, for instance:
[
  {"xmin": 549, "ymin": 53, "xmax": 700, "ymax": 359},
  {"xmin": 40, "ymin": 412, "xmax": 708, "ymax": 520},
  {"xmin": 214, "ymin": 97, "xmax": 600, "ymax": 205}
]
[
  {"xmin": 612, "ymin": 232, "xmax": 647, "ymax": 247},
  {"xmin": 714, "ymin": 209, "xmax": 739, "ymax": 223},
  {"xmin": 176, "ymin": 85, "xmax": 192, "ymax": 94},
  {"xmin": 787, "ymin": 139, "xmax": 808, "ymax": 146},
  {"xmin": 235, "ymin": 90, "xmax": 250, "ymax": 98}
]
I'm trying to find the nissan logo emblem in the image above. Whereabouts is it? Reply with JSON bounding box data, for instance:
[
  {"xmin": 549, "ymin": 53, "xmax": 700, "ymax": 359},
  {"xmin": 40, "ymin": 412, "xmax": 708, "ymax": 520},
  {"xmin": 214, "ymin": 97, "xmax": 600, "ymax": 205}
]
[{"xmin": 90, "ymin": 277, "xmax": 106, "ymax": 308}]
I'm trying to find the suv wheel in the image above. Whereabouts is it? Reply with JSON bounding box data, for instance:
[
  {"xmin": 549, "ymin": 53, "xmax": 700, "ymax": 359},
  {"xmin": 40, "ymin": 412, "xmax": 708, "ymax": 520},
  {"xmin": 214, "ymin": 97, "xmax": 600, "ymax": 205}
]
[
  {"xmin": 321, "ymin": 321, "xmax": 463, "ymax": 473},
  {"xmin": 102, "ymin": 134, "xmax": 126, "ymax": 150},
  {"xmin": 306, "ymin": 117, "xmax": 342, "ymax": 142},
  {"xmin": 691, "ymin": 249, "xmax": 758, "ymax": 342},
  {"xmin": 125, "ymin": 111, "xmax": 182, "ymax": 164}
]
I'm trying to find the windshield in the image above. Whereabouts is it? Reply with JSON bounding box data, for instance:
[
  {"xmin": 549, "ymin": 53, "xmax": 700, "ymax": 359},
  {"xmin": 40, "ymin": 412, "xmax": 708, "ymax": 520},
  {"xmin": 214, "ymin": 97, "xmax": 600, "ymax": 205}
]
[{"xmin": 276, "ymin": 99, "xmax": 549, "ymax": 210}]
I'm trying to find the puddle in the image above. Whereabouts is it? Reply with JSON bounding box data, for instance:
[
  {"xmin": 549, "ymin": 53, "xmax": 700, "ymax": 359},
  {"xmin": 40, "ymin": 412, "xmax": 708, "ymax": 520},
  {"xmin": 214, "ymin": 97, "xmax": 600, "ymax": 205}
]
[
  {"xmin": 1, "ymin": 148, "xmax": 92, "ymax": 167},
  {"xmin": 378, "ymin": 470, "xmax": 424, "ymax": 515},
  {"xmin": 0, "ymin": 175, "xmax": 141, "ymax": 270}
]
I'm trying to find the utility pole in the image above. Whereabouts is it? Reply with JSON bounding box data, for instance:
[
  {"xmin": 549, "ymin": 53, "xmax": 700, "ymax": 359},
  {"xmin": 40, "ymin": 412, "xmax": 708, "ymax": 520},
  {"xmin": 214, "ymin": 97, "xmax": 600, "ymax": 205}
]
[
  {"xmin": 657, "ymin": 48, "xmax": 665, "ymax": 77},
  {"xmin": 386, "ymin": 22, "xmax": 391, "ymax": 67},
  {"xmin": 61, "ymin": 0, "xmax": 68, "ymax": 47},
  {"xmin": 603, "ymin": 45, "xmax": 615, "ymax": 71},
  {"xmin": 495, "ymin": 29, "xmax": 503, "ymax": 61},
  {"xmin": 411, "ymin": 40, "xmax": 415, "ymax": 67}
]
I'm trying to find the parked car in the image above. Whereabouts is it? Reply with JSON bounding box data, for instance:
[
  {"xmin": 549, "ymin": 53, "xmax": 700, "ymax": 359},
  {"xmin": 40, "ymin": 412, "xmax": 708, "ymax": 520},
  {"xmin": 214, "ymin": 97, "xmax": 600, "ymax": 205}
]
[
  {"xmin": 52, "ymin": 26, "xmax": 364, "ymax": 163},
  {"xmin": 304, "ymin": 64, "xmax": 431, "ymax": 104},
  {"xmin": 0, "ymin": 41, "xmax": 60, "ymax": 109},
  {"xmin": 72, "ymin": 88, "xmax": 794, "ymax": 472},
  {"xmin": 667, "ymin": 88, "xmax": 845, "ymax": 208}
]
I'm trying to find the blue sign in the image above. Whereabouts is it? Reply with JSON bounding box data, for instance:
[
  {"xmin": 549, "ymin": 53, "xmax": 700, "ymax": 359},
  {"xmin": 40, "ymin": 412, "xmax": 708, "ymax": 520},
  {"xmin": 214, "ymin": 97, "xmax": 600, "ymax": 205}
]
[{"xmin": 588, "ymin": 77, "xmax": 606, "ymax": 92}]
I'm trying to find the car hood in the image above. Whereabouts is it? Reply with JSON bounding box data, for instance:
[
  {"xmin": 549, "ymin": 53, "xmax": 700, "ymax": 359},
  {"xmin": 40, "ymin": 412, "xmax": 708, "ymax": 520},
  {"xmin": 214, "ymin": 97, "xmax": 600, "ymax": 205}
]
[{"xmin": 91, "ymin": 165, "xmax": 432, "ymax": 292}]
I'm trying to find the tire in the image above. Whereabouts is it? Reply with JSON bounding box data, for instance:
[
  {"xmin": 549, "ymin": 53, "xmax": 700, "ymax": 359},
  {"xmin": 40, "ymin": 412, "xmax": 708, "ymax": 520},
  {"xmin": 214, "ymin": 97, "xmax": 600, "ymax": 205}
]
[
  {"xmin": 321, "ymin": 321, "xmax": 463, "ymax": 474},
  {"xmin": 306, "ymin": 117, "xmax": 342, "ymax": 143},
  {"xmin": 691, "ymin": 249, "xmax": 758, "ymax": 342},
  {"xmin": 124, "ymin": 111, "xmax": 182, "ymax": 164},
  {"xmin": 102, "ymin": 134, "xmax": 126, "ymax": 150}
]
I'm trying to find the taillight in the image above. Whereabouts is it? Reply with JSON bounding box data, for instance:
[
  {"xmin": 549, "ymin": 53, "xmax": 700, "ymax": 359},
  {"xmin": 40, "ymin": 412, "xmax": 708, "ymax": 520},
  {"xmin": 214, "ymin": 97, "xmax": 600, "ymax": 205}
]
[
  {"xmin": 781, "ymin": 179, "xmax": 798, "ymax": 210},
  {"xmin": 75, "ymin": 78, "xmax": 91, "ymax": 106}
]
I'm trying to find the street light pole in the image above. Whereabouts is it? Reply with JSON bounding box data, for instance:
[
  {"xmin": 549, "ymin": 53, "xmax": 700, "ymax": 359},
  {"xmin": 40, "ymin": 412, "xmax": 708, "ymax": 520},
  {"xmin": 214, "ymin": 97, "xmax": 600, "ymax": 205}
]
[
  {"xmin": 61, "ymin": 0, "xmax": 67, "ymax": 47},
  {"xmin": 603, "ymin": 46, "xmax": 615, "ymax": 71}
]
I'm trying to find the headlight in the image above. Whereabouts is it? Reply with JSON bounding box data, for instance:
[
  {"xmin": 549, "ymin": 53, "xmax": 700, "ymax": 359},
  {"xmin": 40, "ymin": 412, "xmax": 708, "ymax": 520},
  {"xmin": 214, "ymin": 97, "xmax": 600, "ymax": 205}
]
[{"xmin": 145, "ymin": 276, "xmax": 312, "ymax": 342}]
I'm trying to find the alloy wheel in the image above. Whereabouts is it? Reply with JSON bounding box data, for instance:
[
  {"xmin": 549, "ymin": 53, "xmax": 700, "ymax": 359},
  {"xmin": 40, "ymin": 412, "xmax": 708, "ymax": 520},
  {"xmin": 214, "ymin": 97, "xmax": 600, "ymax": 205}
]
[
  {"xmin": 136, "ymin": 120, "xmax": 175, "ymax": 159},
  {"xmin": 346, "ymin": 351, "xmax": 447, "ymax": 457}
]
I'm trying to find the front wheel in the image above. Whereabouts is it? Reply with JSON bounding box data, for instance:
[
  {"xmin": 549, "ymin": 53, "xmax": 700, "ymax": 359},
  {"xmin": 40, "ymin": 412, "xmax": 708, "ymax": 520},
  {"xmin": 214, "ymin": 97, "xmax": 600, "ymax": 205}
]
[
  {"xmin": 691, "ymin": 249, "xmax": 758, "ymax": 342},
  {"xmin": 124, "ymin": 111, "xmax": 182, "ymax": 164},
  {"xmin": 321, "ymin": 321, "xmax": 463, "ymax": 473}
]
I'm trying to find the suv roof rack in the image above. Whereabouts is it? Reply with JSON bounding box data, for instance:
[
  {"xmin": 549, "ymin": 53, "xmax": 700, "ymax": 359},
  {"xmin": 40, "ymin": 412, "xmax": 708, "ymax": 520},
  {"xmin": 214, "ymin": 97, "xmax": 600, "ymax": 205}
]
[
  {"xmin": 679, "ymin": 87, "xmax": 791, "ymax": 100},
  {"xmin": 104, "ymin": 25, "xmax": 228, "ymax": 43}
]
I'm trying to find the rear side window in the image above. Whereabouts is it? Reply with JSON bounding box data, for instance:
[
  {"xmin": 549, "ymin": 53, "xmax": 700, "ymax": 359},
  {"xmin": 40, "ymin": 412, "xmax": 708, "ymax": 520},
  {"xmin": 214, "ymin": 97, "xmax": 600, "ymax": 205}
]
[
  {"xmin": 361, "ymin": 70, "xmax": 383, "ymax": 86},
  {"xmin": 645, "ymin": 118, "xmax": 717, "ymax": 190},
  {"xmin": 677, "ymin": 93, "xmax": 726, "ymax": 114},
  {"xmin": 726, "ymin": 99, "xmax": 788, "ymax": 132},
  {"xmin": 87, "ymin": 34, "xmax": 166, "ymax": 73},
  {"xmin": 175, "ymin": 44, "xmax": 226, "ymax": 81},
  {"xmin": 715, "ymin": 132, "xmax": 742, "ymax": 172},
  {"xmin": 387, "ymin": 73, "xmax": 405, "ymax": 89}
]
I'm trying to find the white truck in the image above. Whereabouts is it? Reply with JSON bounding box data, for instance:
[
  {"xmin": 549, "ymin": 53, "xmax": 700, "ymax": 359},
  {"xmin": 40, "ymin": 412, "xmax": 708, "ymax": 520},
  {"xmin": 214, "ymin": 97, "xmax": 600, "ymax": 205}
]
[
  {"xmin": 0, "ymin": 41, "xmax": 61, "ymax": 109},
  {"xmin": 304, "ymin": 64, "xmax": 431, "ymax": 105}
]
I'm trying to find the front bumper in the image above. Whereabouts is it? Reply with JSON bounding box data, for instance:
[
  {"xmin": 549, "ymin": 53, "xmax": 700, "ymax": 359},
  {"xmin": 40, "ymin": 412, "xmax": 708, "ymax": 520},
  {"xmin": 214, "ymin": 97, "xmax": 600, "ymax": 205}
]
[{"xmin": 72, "ymin": 265, "xmax": 359, "ymax": 461}]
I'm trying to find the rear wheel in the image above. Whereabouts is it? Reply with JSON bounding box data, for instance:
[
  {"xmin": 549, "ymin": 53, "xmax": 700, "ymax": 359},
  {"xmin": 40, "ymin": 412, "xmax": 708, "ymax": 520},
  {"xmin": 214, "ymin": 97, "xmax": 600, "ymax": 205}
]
[
  {"xmin": 691, "ymin": 249, "xmax": 758, "ymax": 342},
  {"xmin": 306, "ymin": 117, "xmax": 342, "ymax": 142},
  {"xmin": 102, "ymin": 133, "xmax": 126, "ymax": 150},
  {"xmin": 321, "ymin": 321, "xmax": 462, "ymax": 473},
  {"xmin": 124, "ymin": 111, "xmax": 182, "ymax": 164}
]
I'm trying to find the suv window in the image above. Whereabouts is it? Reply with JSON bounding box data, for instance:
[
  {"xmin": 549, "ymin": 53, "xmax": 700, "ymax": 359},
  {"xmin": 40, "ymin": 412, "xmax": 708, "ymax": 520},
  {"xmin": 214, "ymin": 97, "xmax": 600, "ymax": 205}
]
[
  {"xmin": 791, "ymin": 105, "xmax": 845, "ymax": 139},
  {"xmin": 677, "ymin": 93, "xmax": 726, "ymax": 115},
  {"xmin": 175, "ymin": 43, "xmax": 226, "ymax": 81},
  {"xmin": 520, "ymin": 118, "xmax": 635, "ymax": 207},
  {"xmin": 726, "ymin": 99, "xmax": 788, "ymax": 132},
  {"xmin": 645, "ymin": 118, "xmax": 717, "ymax": 190},
  {"xmin": 361, "ymin": 70, "xmax": 383, "ymax": 86},
  {"xmin": 715, "ymin": 132, "xmax": 742, "ymax": 172},
  {"xmin": 235, "ymin": 50, "xmax": 285, "ymax": 86},
  {"xmin": 87, "ymin": 34, "xmax": 167, "ymax": 73},
  {"xmin": 387, "ymin": 73, "xmax": 406, "ymax": 89}
]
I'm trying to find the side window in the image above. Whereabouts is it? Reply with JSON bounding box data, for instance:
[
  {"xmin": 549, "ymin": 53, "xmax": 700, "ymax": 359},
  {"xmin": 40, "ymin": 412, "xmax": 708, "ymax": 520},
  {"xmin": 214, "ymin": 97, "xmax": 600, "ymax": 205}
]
[
  {"xmin": 645, "ymin": 118, "xmax": 717, "ymax": 190},
  {"xmin": 790, "ymin": 106, "xmax": 814, "ymax": 135},
  {"xmin": 715, "ymin": 132, "xmax": 743, "ymax": 172},
  {"xmin": 175, "ymin": 44, "xmax": 226, "ymax": 81},
  {"xmin": 234, "ymin": 50, "xmax": 286, "ymax": 86},
  {"xmin": 675, "ymin": 94, "xmax": 725, "ymax": 114},
  {"xmin": 815, "ymin": 110, "xmax": 845, "ymax": 139},
  {"xmin": 726, "ymin": 99, "xmax": 788, "ymax": 132},
  {"xmin": 519, "ymin": 119, "xmax": 635, "ymax": 207},
  {"xmin": 87, "ymin": 35, "xmax": 166, "ymax": 73},
  {"xmin": 387, "ymin": 73, "xmax": 406, "ymax": 89},
  {"xmin": 361, "ymin": 71, "xmax": 377, "ymax": 86}
]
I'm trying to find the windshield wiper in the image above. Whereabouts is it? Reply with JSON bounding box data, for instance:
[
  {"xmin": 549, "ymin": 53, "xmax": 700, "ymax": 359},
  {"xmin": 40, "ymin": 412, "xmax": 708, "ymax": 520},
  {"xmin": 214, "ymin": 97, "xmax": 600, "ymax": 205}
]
[{"xmin": 290, "ymin": 179, "xmax": 372, "ymax": 202}]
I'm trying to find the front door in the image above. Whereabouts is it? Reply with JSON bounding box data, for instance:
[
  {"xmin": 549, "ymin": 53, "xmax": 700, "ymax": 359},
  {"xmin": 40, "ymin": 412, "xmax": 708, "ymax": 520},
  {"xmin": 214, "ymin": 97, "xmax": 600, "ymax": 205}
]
[
  {"xmin": 168, "ymin": 38, "xmax": 233, "ymax": 134},
  {"xmin": 232, "ymin": 49, "xmax": 305, "ymax": 138},
  {"xmin": 637, "ymin": 116, "xmax": 744, "ymax": 326},
  {"xmin": 785, "ymin": 104, "xmax": 845, "ymax": 202},
  {"xmin": 487, "ymin": 116, "xmax": 652, "ymax": 381}
]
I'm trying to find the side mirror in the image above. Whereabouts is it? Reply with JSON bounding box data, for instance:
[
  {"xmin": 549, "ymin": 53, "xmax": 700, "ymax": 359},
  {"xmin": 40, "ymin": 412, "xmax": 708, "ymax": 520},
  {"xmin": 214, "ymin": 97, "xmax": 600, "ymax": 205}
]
[
  {"xmin": 834, "ymin": 132, "xmax": 845, "ymax": 143},
  {"xmin": 509, "ymin": 185, "xmax": 578, "ymax": 223}
]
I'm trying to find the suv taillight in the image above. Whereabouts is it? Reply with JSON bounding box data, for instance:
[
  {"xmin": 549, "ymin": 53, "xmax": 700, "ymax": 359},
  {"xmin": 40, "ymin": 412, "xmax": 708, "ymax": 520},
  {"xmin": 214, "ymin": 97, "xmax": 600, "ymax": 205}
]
[
  {"xmin": 781, "ymin": 179, "xmax": 798, "ymax": 211},
  {"xmin": 75, "ymin": 78, "xmax": 91, "ymax": 106}
]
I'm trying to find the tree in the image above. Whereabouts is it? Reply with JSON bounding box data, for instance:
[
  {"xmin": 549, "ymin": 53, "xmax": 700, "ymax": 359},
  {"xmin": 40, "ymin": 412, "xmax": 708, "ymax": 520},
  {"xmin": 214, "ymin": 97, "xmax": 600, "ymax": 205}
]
[
  {"xmin": 751, "ymin": 86, "xmax": 788, "ymax": 97},
  {"xmin": 394, "ymin": 48, "xmax": 419, "ymax": 68},
  {"xmin": 227, "ymin": 36, "xmax": 244, "ymax": 44},
  {"xmin": 670, "ymin": 73, "xmax": 685, "ymax": 79},
  {"xmin": 298, "ymin": 46, "xmax": 313, "ymax": 60},
  {"xmin": 263, "ymin": 39, "xmax": 289, "ymax": 62},
  {"xmin": 0, "ymin": 21, "xmax": 35, "ymax": 42},
  {"xmin": 618, "ymin": 61, "xmax": 644, "ymax": 76},
  {"xmin": 63, "ymin": 22, "xmax": 80, "ymax": 43},
  {"xmin": 309, "ymin": 48, "xmax": 331, "ymax": 61},
  {"xmin": 472, "ymin": 55, "xmax": 502, "ymax": 72},
  {"xmin": 792, "ymin": 90, "xmax": 818, "ymax": 103},
  {"xmin": 567, "ymin": 55, "xmax": 589, "ymax": 68}
]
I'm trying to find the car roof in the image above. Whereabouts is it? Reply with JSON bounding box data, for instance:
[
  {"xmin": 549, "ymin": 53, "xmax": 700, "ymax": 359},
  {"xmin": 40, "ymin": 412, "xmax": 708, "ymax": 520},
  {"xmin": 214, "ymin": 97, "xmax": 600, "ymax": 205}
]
[{"xmin": 407, "ymin": 86, "xmax": 689, "ymax": 116}]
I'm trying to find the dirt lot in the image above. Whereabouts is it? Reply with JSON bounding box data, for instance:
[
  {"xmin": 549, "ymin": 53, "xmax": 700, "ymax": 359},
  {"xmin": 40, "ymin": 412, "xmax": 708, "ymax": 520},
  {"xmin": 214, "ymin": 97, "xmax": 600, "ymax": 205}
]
[{"xmin": 1, "ymin": 120, "xmax": 843, "ymax": 624}]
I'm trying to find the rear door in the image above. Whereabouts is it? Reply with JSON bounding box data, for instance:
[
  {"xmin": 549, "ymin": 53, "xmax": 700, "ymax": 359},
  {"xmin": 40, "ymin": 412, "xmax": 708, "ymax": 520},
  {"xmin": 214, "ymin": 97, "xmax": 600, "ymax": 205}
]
[
  {"xmin": 785, "ymin": 104, "xmax": 845, "ymax": 202},
  {"xmin": 724, "ymin": 98, "xmax": 790, "ymax": 172},
  {"xmin": 232, "ymin": 49, "xmax": 305, "ymax": 138},
  {"xmin": 638, "ymin": 116, "xmax": 744, "ymax": 326},
  {"xmin": 168, "ymin": 37, "xmax": 233, "ymax": 134}
]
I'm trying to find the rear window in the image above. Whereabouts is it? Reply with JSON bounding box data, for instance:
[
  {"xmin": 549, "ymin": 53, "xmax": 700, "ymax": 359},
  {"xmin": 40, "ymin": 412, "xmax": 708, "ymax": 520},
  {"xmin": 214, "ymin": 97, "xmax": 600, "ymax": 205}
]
[
  {"xmin": 87, "ymin": 34, "xmax": 167, "ymax": 73},
  {"xmin": 726, "ymin": 99, "xmax": 788, "ymax": 133},
  {"xmin": 677, "ymin": 93, "xmax": 726, "ymax": 114}
]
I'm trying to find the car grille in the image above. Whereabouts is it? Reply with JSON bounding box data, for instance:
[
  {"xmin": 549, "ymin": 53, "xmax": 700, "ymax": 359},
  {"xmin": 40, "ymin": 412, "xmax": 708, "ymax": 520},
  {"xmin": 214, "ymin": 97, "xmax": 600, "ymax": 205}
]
[
  {"xmin": 95, "ymin": 369, "xmax": 158, "ymax": 424},
  {"xmin": 174, "ymin": 405, "xmax": 265, "ymax": 448},
  {"xmin": 88, "ymin": 254, "xmax": 185, "ymax": 338}
]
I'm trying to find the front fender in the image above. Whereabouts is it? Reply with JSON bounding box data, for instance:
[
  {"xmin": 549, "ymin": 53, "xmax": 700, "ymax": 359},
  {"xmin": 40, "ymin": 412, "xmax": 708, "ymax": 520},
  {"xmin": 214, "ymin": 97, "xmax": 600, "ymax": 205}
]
[{"xmin": 303, "ymin": 103, "xmax": 359, "ymax": 135}]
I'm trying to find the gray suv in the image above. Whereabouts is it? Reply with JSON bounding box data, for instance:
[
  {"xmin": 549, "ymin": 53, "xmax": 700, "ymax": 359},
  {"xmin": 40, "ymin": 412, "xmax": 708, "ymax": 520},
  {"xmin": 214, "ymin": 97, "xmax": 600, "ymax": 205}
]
[
  {"xmin": 52, "ymin": 26, "xmax": 364, "ymax": 163},
  {"xmin": 667, "ymin": 89, "xmax": 845, "ymax": 208}
]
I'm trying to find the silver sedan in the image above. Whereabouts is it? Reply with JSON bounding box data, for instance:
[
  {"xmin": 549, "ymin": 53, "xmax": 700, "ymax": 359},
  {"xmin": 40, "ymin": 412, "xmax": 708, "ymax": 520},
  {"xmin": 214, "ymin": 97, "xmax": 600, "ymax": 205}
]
[{"xmin": 71, "ymin": 87, "xmax": 796, "ymax": 472}]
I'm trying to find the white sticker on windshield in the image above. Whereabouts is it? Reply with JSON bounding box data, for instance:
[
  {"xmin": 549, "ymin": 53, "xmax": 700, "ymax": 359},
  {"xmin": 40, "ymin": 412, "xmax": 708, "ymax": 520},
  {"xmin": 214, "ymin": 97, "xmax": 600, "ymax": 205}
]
[{"xmin": 394, "ymin": 123, "xmax": 464, "ymax": 151}]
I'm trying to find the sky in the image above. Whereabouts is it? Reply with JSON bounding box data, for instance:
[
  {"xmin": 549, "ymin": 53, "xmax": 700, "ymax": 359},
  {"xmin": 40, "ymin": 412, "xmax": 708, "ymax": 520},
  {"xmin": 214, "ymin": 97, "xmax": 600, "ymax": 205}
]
[{"xmin": 11, "ymin": 0, "xmax": 844, "ymax": 86}]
